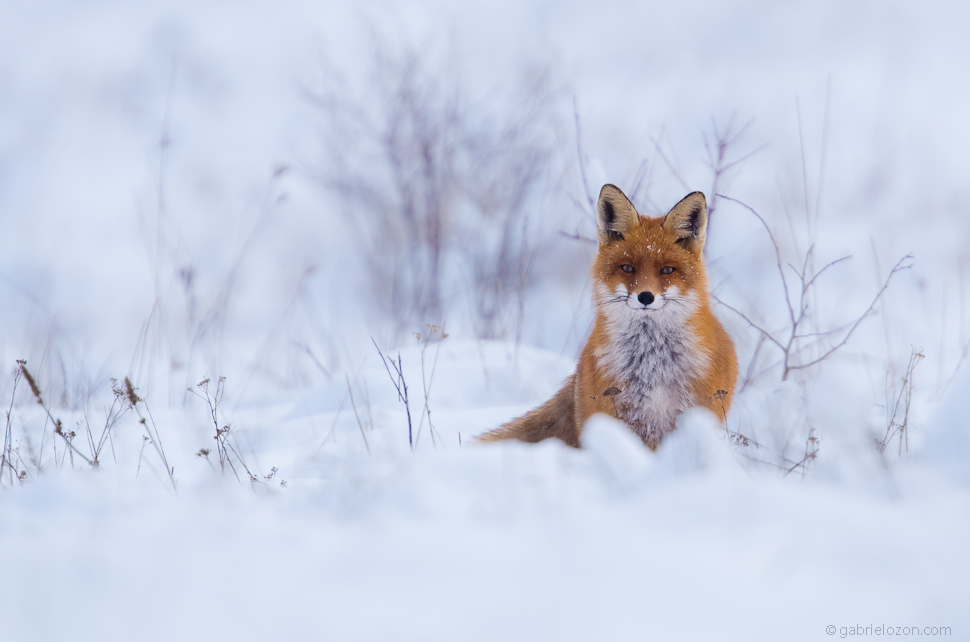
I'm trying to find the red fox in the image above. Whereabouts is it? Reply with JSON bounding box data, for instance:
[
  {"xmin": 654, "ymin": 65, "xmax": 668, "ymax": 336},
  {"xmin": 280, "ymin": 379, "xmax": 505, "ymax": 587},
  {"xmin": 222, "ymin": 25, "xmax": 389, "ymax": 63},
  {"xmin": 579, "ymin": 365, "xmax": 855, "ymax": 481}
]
[{"xmin": 479, "ymin": 184, "xmax": 738, "ymax": 449}]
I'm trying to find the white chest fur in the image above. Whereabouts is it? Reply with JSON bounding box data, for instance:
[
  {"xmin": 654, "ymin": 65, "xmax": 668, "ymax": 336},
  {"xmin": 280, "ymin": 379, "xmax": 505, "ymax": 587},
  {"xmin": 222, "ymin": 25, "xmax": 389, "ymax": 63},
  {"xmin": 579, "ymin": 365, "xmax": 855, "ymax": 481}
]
[{"xmin": 595, "ymin": 313, "xmax": 708, "ymax": 447}]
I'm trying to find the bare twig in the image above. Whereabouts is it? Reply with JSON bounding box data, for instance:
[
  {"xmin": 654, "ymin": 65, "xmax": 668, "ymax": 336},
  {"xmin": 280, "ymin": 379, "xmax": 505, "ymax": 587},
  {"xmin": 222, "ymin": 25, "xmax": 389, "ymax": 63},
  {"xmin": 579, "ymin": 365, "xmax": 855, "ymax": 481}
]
[
  {"xmin": 787, "ymin": 255, "xmax": 912, "ymax": 374},
  {"xmin": 717, "ymin": 195, "xmax": 796, "ymax": 330},
  {"xmin": 739, "ymin": 334, "xmax": 766, "ymax": 393},
  {"xmin": 703, "ymin": 113, "xmax": 765, "ymax": 222},
  {"xmin": 1, "ymin": 369, "xmax": 21, "ymax": 485},
  {"xmin": 711, "ymin": 294, "xmax": 786, "ymax": 353},
  {"xmin": 559, "ymin": 230, "xmax": 597, "ymax": 245},
  {"xmin": 372, "ymin": 339, "xmax": 413, "ymax": 449},
  {"xmin": 189, "ymin": 377, "xmax": 254, "ymax": 485},
  {"xmin": 784, "ymin": 426, "xmax": 819, "ymax": 477},
  {"xmin": 713, "ymin": 196, "xmax": 912, "ymax": 381},
  {"xmin": 879, "ymin": 348, "xmax": 924, "ymax": 455},
  {"xmin": 414, "ymin": 324, "xmax": 447, "ymax": 448},
  {"xmin": 650, "ymin": 127, "xmax": 689, "ymax": 193},
  {"xmin": 123, "ymin": 378, "xmax": 177, "ymax": 493}
]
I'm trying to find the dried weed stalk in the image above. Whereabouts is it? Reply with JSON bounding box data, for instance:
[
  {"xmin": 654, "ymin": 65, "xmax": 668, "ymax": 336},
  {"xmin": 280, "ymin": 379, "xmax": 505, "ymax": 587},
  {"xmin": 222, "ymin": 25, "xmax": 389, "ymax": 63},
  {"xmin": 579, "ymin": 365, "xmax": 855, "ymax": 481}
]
[
  {"xmin": 372, "ymin": 339, "xmax": 413, "ymax": 449},
  {"xmin": 346, "ymin": 373, "xmax": 370, "ymax": 454},
  {"xmin": 1, "ymin": 369, "xmax": 23, "ymax": 485},
  {"xmin": 413, "ymin": 324, "xmax": 447, "ymax": 448},
  {"xmin": 190, "ymin": 377, "xmax": 254, "ymax": 483},
  {"xmin": 879, "ymin": 347, "xmax": 924, "ymax": 456},
  {"xmin": 785, "ymin": 426, "xmax": 820, "ymax": 477},
  {"xmin": 18, "ymin": 360, "xmax": 92, "ymax": 469},
  {"xmin": 120, "ymin": 377, "xmax": 177, "ymax": 492}
]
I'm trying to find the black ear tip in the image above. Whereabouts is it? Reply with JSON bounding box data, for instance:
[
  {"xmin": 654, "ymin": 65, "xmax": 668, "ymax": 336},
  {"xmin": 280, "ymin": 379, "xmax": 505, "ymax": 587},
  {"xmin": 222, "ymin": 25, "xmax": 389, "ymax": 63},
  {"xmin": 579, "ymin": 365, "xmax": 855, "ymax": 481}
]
[
  {"xmin": 599, "ymin": 184, "xmax": 623, "ymax": 200},
  {"xmin": 685, "ymin": 191, "xmax": 706, "ymax": 206}
]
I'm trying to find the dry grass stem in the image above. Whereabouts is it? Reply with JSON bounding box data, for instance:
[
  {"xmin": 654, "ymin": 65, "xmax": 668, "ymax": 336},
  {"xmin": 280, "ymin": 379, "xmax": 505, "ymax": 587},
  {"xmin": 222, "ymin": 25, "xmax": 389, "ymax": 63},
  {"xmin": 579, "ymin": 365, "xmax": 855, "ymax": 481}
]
[
  {"xmin": 1, "ymin": 369, "xmax": 22, "ymax": 485},
  {"xmin": 372, "ymin": 339, "xmax": 413, "ymax": 449},
  {"xmin": 785, "ymin": 426, "xmax": 819, "ymax": 477},
  {"xmin": 346, "ymin": 373, "xmax": 370, "ymax": 454},
  {"xmin": 189, "ymin": 376, "xmax": 255, "ymax": 484},
  {"xmin": 120, "ymin": 377, "xmax": 177, "ymax": 492},
  {"xmin": 879, "ymin": 348, "xmax": 924, "ymax": 456},
  {"xmin": 414, "ymin": 324, "xmax": 447, "ymax": 448},
  {"xmin": 18, "ymin": 360, "xmax": 93, "ymax": 468}
]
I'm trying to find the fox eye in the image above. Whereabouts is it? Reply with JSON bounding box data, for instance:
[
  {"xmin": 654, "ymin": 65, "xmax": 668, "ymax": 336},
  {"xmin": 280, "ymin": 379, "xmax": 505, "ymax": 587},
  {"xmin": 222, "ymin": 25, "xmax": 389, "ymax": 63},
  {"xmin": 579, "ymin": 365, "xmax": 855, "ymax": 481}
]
[
  {"xmin": 660, "ymin": 266, "xmax": 675, "ymax": 275},
  {"xmin": 620, "ymin": 264, "xmax": 635, "ymax": 273}
]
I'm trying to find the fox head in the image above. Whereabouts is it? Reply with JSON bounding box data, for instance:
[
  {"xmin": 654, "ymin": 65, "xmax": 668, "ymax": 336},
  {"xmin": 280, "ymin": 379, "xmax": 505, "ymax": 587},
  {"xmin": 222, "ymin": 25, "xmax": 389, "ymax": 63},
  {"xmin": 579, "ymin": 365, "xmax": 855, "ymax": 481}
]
[{"xmin": 592, "ymin": 184, "xmax": 709, "ymax": 322}]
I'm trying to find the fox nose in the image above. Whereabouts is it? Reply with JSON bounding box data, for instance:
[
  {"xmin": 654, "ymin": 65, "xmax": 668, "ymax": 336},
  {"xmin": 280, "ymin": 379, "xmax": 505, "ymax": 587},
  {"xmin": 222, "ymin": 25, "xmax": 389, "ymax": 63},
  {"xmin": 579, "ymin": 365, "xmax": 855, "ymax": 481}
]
[{"xmin": 638, "ymin": 291, "xmax": 655, "ymax": 306}]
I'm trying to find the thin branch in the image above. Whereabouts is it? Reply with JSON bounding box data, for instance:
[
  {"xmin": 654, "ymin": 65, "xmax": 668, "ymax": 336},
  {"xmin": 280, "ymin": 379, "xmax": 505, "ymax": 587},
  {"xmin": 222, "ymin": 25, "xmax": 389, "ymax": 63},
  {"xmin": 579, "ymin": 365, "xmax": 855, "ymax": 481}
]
[
  {"xmin": 739, "ymin": 333, "xmax": 766, "ymax": 392},
  {"xmin": 801, "ymin": 255, "xmax": 850, "ymax": 292},
  {"xmin": 717, "ymin": 194, "xmax": 796, "ymax": 329},
  {"xmin": 559, "ymin": 230, "xmax": 596, "ymax": 245},
  {"xmin": 717, "ymin": 143, "xmax": 768, "ymax": 174},
  {"xmin": 788, "ymin": 254, "xmax": 913, "ymax": 373},
  {"xmin": 372, "ymin": 339, "xmax": 413, "ymax": 449},
  {"xmin": 711, "ymin": 294, "xmax": 786, "ymax": 353},
  {"xmin": 650, "ymin": 130, "xmax": 690, "ymax": 192},
  {"xmin": 1, "ymin": 371, "xmax": 21, "ymax": 484},
  {"xmin": 372, "ymin": 338, "xmax": 403, "ymax": 401}
]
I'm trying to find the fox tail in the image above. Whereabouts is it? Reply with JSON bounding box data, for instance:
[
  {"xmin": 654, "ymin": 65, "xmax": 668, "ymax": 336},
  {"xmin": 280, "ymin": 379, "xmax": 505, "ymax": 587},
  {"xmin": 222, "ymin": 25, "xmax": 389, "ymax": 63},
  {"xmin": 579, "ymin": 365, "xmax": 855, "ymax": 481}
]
[{"xmin": 476, "ymin": 375, "xmax": 580, "ymax": 448}]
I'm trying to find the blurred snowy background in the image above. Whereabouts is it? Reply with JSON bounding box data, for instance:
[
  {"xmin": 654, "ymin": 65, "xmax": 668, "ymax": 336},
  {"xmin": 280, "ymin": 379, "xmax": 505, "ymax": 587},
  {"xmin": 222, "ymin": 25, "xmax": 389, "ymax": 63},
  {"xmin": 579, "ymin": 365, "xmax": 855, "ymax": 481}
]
[{"xmin": 1, "ymin": 1, "xmax": 968, "ymax": 640}]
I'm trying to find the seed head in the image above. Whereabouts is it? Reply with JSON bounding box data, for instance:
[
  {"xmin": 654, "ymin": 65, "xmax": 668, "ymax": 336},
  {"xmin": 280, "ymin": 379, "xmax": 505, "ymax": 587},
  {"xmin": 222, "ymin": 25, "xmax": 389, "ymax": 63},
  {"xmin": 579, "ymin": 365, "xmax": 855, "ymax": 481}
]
[
  {"xmin": 124, "ymin": 378, "xmax": 142, "ymax": 407},
  {"xmin": 17, "ymin": 360, "xmax": 43, "ymax": 405}
]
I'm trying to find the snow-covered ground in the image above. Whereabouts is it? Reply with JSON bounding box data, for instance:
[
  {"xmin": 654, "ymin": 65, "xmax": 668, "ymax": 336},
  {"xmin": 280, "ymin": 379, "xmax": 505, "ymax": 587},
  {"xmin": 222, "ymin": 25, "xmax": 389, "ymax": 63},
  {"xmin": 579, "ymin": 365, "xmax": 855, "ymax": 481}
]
[
  {"xmin": 2, "ymin": 341, "xmax": 968, "ymax": 640},
  {"xmin": 2, "ymin": 1, "xmax": 969, "ymax": 640}
]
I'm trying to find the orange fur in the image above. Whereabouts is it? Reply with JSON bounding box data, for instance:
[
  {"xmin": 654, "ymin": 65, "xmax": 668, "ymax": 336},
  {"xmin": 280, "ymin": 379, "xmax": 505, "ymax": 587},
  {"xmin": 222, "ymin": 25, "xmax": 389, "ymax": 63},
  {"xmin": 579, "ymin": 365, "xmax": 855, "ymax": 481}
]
[{"xmin": 478, "ymin": 185, "xmax": 737, "ymax": 449}]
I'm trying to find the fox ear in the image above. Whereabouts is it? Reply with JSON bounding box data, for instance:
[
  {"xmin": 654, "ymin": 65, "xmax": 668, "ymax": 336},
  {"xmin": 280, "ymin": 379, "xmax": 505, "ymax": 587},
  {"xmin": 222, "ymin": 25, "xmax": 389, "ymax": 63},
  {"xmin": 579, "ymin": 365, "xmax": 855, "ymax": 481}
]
[
  {"xmin": 662, "ymin": 192, "xmax": 707, "ymax": 254},
  {"xmin": 597, "ymin": 184, "xmax": 640, "ymax": 244}
]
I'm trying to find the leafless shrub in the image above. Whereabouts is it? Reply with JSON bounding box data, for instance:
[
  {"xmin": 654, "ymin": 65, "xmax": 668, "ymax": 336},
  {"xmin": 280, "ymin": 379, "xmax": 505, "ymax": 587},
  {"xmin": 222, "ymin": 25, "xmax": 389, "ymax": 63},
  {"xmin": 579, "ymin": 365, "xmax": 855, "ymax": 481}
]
[
  {"xmin": 701, "ymin": 93, "xmax": 919, "ymax": 477},
  {"xmin": 311, "ymin": 33, "xmax": 557, "ymax": 339},
  {"xmin": 713, "ymin": 196, "xmax": 912, "ymax": 383}
]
